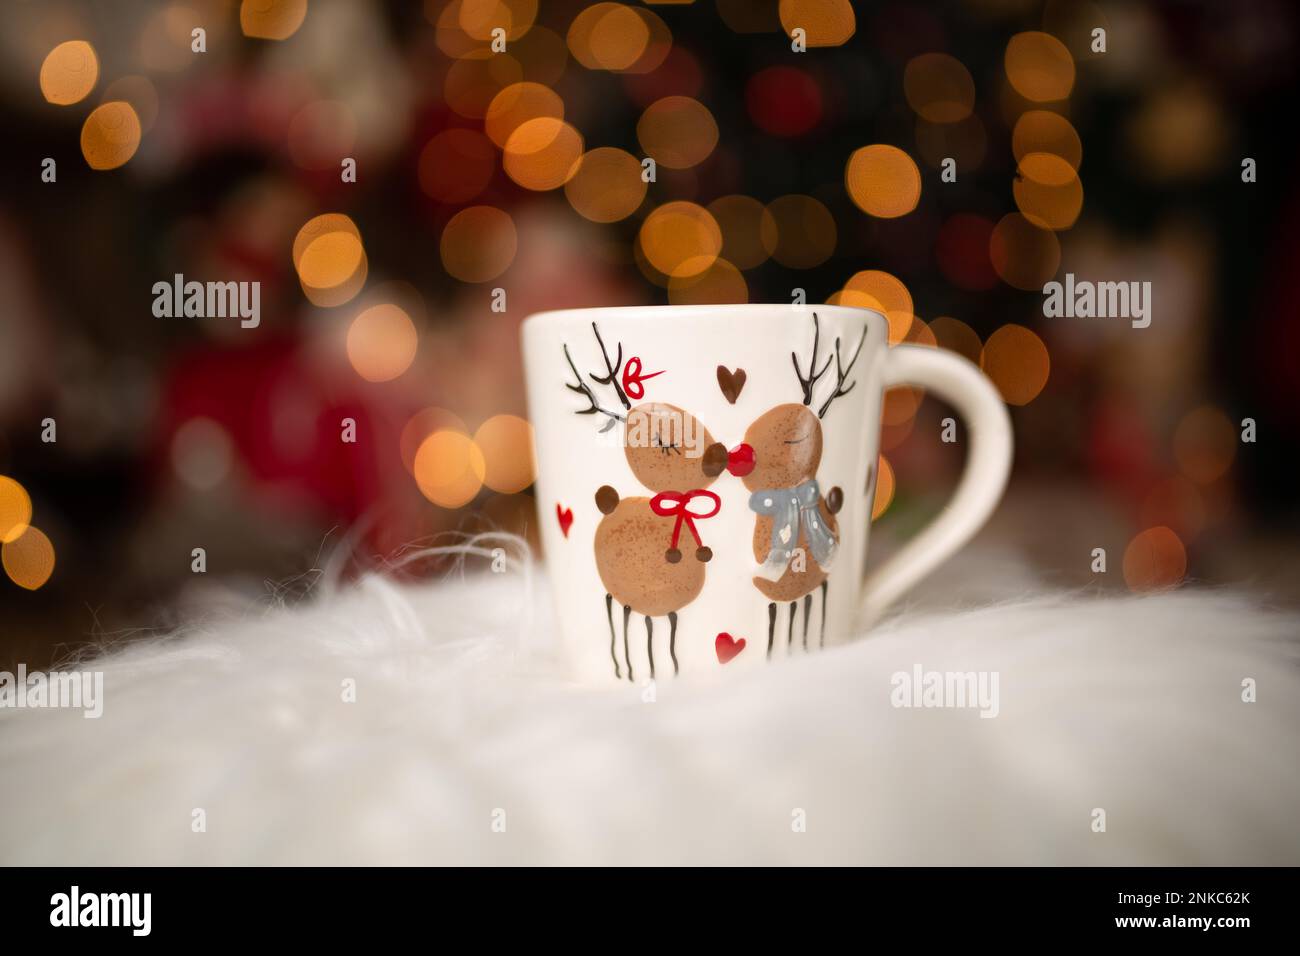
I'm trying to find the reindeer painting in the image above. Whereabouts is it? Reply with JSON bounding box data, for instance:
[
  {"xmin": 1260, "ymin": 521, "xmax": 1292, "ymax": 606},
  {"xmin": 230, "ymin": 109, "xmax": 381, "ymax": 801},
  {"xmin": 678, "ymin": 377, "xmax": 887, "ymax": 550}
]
[
  {"xmin": 563, "ymin": 323, "xmax": 735, "ymax": 681},
  {"xmin": 740, "ymin": 313, "xmax": 864, "ymax": 658}
]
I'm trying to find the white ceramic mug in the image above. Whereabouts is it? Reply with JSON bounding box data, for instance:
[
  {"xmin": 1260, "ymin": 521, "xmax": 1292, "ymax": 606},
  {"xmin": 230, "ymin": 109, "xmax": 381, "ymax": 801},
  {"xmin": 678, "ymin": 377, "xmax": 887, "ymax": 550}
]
[{"xmin": 522, "ymin": 304, "xmax": 1011, "ymax": 683}]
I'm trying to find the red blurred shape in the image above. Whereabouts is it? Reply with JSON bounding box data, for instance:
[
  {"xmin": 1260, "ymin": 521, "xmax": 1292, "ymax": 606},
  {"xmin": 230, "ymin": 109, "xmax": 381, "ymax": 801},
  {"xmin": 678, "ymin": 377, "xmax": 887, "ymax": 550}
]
[
  {"xmin": 745, "ymin": 66, "xmax": 823, "ymax": 138},
  {"xmin": 935, "ymin": 214, "xmax": 997, "ymax": 291}
]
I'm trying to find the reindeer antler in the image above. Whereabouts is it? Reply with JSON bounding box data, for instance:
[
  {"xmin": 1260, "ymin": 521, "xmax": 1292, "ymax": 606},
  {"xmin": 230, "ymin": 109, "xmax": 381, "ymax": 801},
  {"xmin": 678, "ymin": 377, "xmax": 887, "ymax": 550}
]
[
  {"xmin": 792, "ymin": 313, "xmax": 834, "ymax": 406},
  {"xmin": 816, "ymin": 326, "xmax": 866, "ymax": 419},
  {"xmin": 563, "ymin": 322, "xmax": 630, "ymax": 425}
]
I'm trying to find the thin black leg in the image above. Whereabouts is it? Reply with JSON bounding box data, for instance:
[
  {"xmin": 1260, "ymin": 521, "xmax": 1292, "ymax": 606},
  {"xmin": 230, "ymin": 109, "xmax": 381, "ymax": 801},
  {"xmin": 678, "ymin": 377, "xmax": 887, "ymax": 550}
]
[
  {"xmin": 606, "ymin": 593, "xmax": 620, "ymax": 679},
  {"xmin": 787, "ymin": 602, "xmax": 796, "ymax": 654},
  {"xmin": 623, "ymin": 604, "xmax": 633, "ymax": 682},
  {"xmin": 802, "ymin": 594, "xmax": 812, "ymax": 651},
  {"xmin": 767, "ymin": 602, "xmax": 776, "ymax": 660},
  {"xmin": 668, "ymin": 611, "xmax": 679, "ymax": 676},
  {"xmin": 646, "ymin": 616, "xmax": 655, "ymax": 680},
  {"xmin": 820, "ymin": 581, "xmax": 828, "ymax": 649}
]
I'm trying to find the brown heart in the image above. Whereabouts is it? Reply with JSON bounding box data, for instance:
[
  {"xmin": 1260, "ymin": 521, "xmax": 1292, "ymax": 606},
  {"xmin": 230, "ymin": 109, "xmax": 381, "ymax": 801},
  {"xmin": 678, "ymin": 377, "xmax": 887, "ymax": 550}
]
[{"xmin": 716, "ymin": 366, "xmax": 747, "ymax": 404}]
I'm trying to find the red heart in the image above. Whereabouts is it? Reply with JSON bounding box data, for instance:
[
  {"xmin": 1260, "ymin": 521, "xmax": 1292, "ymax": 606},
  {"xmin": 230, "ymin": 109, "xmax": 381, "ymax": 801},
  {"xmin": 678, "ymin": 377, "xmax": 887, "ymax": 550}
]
[
  {"xmin": 715, "ymin": 632, "xmax": 747, "ymax": 664},
  {"xmin": 556, "ymin": 504, "xmax": 574, "ymax": 538}
]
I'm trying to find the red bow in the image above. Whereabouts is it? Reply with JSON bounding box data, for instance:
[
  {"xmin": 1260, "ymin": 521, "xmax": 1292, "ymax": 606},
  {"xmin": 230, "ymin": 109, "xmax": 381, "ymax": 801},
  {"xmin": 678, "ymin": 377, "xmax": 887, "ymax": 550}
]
[
  {"xmin": 621, "ymin": 356, "xmax": 663, "ymax": 400},
  {"xmin": 649, "ymin": 489, "xmax": 721, "ymax": 549}
]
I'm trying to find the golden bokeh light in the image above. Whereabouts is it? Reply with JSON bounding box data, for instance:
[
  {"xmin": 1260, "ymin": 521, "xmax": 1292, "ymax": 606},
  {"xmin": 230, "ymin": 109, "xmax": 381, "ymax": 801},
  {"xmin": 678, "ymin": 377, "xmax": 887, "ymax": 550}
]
[
  {"xmin": 779, "ymin": 0, "xmax": 856, "ymax": 48},
  {"xmin": 80, "ymin": 101, "xmax": 142, "ymax": 171},
  {"xmin": 434, "ymin": 0, "xmax": 481, "ymax": 59},
  {"xmin": 564, "ymin": 147, "xmax": 648, "ymax": 222},
  {"xmin": 636, "ymin": 96, "xmax": 719, "ymax": 170},
  {"xmin": 445, "ymin": 53, "xmax": 523, "ymax": 120},
  {"xmin": 871, "ymin": 455, "xmax": 895, "ymax": 520},
  {"xmin": 881, "ymin": 387, "xmax": 922, "ymax": 426},
  {"xmin": 638, "ymin": 201, "xmax": 722, "ymax": 278},
  {"xmin": 3, "ymin": 525, "xmax": 55, "ymax": 591},
  {"xmin": 1013, "ymin": 110, "xmax": 1082, "ymax": 169},
  {"xmin": 0, "ymin": 476, "xmax": 32, "ymax": 544},
  {"xmin": 1123, "ymin": 526, "xmax": 1187, "ymax": 592},
  {"xmin": 347, "ymin": 304, "xmax": 419, "ymax": 383},
  {"xmin": 440, "ymin": 205, "xmax": 518, "ymax": 282},
  {"xmin": 40, "ymin": 40, "xmax": 99, "ymax": 106},
  {"xmin": 668, "ymin": 257, "xmax": 748, "ymax": 305},
  {"xmin": 400, "ymin": 408, "xmax": 468, "ymax": 474},
  {"xmin": 474, "ymin": 415, "xmax": 536, "ymax": 493},
  {"xmin": 240, "ymin": 0, "xmax": 308, "ymax": 40},
  {"xmin": 568, "ymin": 4, "xmax": 669, "ymax": 73},
  {"xmin": 989, "ymin": 212, "xmax": 1060, "ymax": 290},
  {"xmin": 1013, "ymin": 152, "xmax": 1084, "ymax": 230},
  {"xmin": 418, "ymin": 128, "xmax": 496, "ymax": 203},
  {"xmin": 294, "ymin": 214, "xmax": 368, "ymax": 308},
  {"xmin": 459, "ymin": 0, "xmax": 537, "ymax": 42},
  {"xmin": 841, "ymin": 270, "xmax": 913, "ymax": 343},
  {"xmin": 767, "ymin": 194, "xmax": 836, "ymax": 269},
  {"xmin": 980, "ymin": 324, "xmax": 1050, "ymax": 405},
  {"xmin": 415, "ymin": 430, "xmax": 486, "ymax": 509},
  {"xmin": 1173, "ymin": 406, "xmax": 1237, "ymax": 484},
  {"xmin": 845, "ymin": 145, "xmax": 922, "ymax": 219},
  {"xmin": 928, "ymin": 316, "xmax": 983, "ymax": 364},
  {"xmin": 903, "ymin": 53, "xmax": 975, "ymax": 123},
  {"xmin": 503, "ymin": 117, "xmax": 584, "ymax": 190},
  {"xmin": 707, "ymin": 195, "xmax": 778, "ymax": 270},
  {"xmin": 1004, "ymin": 31, "xmax": 1075, "ymax": 102},
  {"xmin": 485, "ymin": 82, "xmax": 564, "ymax": 148}
]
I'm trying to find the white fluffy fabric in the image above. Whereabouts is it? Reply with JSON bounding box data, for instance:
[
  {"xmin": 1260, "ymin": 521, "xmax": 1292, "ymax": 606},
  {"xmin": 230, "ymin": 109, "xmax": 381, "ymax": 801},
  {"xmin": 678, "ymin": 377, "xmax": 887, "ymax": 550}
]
[{"xmin": 2, "ymin": 536, "xmax": 1298, "ymax": 865}]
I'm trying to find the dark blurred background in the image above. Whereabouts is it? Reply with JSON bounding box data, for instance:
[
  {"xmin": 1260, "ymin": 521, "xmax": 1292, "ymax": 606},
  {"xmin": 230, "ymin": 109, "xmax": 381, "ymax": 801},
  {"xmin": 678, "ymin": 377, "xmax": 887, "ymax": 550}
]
[{"xmin": 3, "ymin": 0, "xmax": 1299, "ymax": 668}]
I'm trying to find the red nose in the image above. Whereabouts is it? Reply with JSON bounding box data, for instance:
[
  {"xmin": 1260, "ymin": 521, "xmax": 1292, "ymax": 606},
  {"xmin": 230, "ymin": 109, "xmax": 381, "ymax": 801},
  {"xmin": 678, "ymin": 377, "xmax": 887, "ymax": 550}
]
[{"xmin": 727, "ymin": 443, "xmax": 756, "ymax": 478}]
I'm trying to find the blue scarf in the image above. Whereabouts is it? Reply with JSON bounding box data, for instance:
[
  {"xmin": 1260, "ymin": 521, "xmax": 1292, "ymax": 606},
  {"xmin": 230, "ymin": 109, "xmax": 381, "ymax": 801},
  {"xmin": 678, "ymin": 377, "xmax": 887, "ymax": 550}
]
[{"xmin": 748, "ymin": 479, "xmax": 837, "ymax": 581}]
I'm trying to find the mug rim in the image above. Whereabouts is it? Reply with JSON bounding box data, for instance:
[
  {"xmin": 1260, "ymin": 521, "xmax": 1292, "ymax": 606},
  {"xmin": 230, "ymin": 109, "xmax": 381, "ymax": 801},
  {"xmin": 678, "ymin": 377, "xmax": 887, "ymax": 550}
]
[{"xmin": 523, "ymin": 303, "xmax": 885, "ymax": 330}]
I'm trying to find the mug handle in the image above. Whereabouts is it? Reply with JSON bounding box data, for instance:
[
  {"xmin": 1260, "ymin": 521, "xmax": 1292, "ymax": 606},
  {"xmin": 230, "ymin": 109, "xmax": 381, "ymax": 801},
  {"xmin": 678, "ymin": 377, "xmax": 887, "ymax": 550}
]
[{"xmin": 858, "ymin": 344, "xmax": 1013, "ymax": 626}]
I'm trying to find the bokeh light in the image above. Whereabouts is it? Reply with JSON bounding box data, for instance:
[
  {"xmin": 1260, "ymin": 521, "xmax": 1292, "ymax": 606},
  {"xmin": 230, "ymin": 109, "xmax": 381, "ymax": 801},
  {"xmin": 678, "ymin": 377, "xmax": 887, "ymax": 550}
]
[
  {"xmin": 415, "ymin": 430, "xmax": 486, "ymax": 509},
  {"xmin": 779, "ymin": 0, "xmax": 856, "ymax": 48},
  {"xmin": 484, "ymin": 81, "xmax": 564, "ymax": 148},
  {"xmin": 637, "ymin": 96, "xmax": 719, "ymax": 169},
  {"xmin": 445, "ymin": 54, "xmax": 523, "ymax": 120},
  {"xmin": 767, "ymin": 194, "xmax": 836, "ymax": 269},
  {"xmin": 1123, "ymin": 526, "xmax": 1187, "ymax": 591},
  {"xmin": 840, "ymin": 270, "xmax": 913, "ymax": 343},
  {"xmin": 459, "ymin": 0, "xmax": 538, "ymax": 42},
  {"xmin": 903, "ymin": 53, "xmax": 975, "ymax": 122},
  {"xmin": 0, "ymin": 476, "xmax": 33, "ymax": 544},
  {"xmin": 668, "ymin": 257, "xmax": 749, "ymax": 305},
  {"xmin": 1013, "ymin": 110, "xmax": 1082, "ymax": 169},
  {"xmin": 347, "ymin": 304, "xmax": 419, "ymax": 383},
  {"xmin": 171, "ymin": 417, "xmax": 234, "ymax": 491},
  {"xmin": 40, "ymin": 40, "xmax": 98, "ymax": 106},
  {"xmin": 564, "ymin": 147, "xmax": 648, "ymax": 222},
  {"xmin": 638, "ymin": 201, "xmax": 722, "ymax": 278},
  {"xmin": 1004, "ymin": 31, "xmax": 1075, "ymax": 102},
  {"xmin": 1173, "ymin": 406, "xmax": 1237, "ymax": 484},
  {"xmin": 474, "ymin": 415, "xmax": 536, "ymax": 493},
  {"xmin": 569, "ymin": 3, "xmax": 668, "ymax": 72},
  {"xmin": 989, "ymin": 213, "xmax": 1060, "ymax": 290},
  {"xmin": 440, "ymin": 206, "xmax": 518, "ymax": 282},
  {"xmin": 1013, "ymin": 152, "xmax": 1084, "ymax": 230},
  {"xmin": 846, "ymin": 145, "xmax": 922, "ymax": 219},
  {"xmin": 401, "ymin": 408, "xmax": 468, "ymax": 475},
  {"xmin": 294, "ymin": 214, "xmax": 368, "ymax": 307},
  {"xmin": 929, "ymin": 316, "xmax": 983, "ymax": 364},
  {"xmin": 980, "ymin": 324, "xmax": 1050, "ymax": 405},
  {"xmin": 2, "ymin": 526, "xmax": 56, "ymax": 591},
  {"xmin": 102, "ymin": 75, "xmax": 159, "ymax": 133},
  {"xmin": 503, "ymin": 117, "xmax": 584, "ymax": 190},
  {"xmin": 80, "ymin": 102, "xmax": 142, "ymax": 171},
  {"xmin": 707, "ymin": 195, "xmax": 778, "ymax": 270},
  {"xmin": 872, "ymin": 455, "xmax": 895, "ymax": 520},
  {"xmin": 746, "ymin": 66, "xmax": 822, "ymax": 137},
  {"xmin": 418, "ymin": 128, "xmax": 497, "ymax": 203},
  {"xmin": 240, "ymin": 0, "xmax": 308, "ymax": 40}
]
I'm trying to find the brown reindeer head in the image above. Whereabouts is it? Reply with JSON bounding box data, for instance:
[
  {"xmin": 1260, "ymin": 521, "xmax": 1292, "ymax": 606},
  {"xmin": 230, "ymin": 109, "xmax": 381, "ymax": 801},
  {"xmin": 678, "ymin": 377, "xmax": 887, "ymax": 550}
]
[
  {"xmin": 740, "ymin": 313, "xmax": 863, "ymax": 493},
  {"xmin": 564, "ymin": 322, "xmax": 729, "ymax": 494}
]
